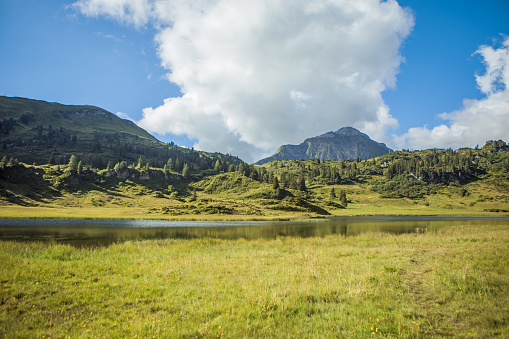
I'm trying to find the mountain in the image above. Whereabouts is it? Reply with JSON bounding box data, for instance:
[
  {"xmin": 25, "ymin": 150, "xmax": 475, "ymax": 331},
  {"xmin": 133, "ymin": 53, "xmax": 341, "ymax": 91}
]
[
  {"xmin": 0, "ymin": 96, "xmax": 162, "ymax": 165},
  {"xmin": 0, "ymin": 96, "xmax": 241, "ymax": 168},
  {"xmin": 0, "ymin": 96, "xmax": 158, "ymax": 141},
  {"xmin": 256, "ymin": 127, "xmax": 392, "ymax": 165}
]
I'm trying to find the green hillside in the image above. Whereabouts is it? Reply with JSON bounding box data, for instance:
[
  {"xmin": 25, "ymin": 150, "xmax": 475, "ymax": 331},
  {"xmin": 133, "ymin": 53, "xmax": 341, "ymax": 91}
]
[
  {"xmin": 0, "ymin": 96, "xmax": 508, "ymax": 219},
  {"xmin": 0, "ymin": 96, "xmax": 242, "ymax": 171},
  {"xmin": 1, "ymin": 139, "xmax": 508, "ymax": 219},
  {"xmin": 0, "ymin": 96, "xmax": 157, "ymax": 140}
]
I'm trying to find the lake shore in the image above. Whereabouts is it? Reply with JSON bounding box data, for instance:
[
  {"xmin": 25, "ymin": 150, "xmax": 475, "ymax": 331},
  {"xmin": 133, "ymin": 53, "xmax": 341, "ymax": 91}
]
[
  {"xmin": 1, "ymin": 205, "xmax": 508, "ymax": 221},
  {"xmin": 1, "ymin": 224, "xmax": 508, "ymax": 338}
]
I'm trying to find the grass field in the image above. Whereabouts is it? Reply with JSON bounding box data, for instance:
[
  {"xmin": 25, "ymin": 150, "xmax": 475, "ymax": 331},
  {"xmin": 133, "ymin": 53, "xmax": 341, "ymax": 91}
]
[
  {"xmin": 2, "ymin": 160, "xmax": 509, "ymax": 221},
  {"xmin": 0, "ymin": 205, "xmax": 507, "ymax": 221},
  {"xmin": 1, "ymin": 224, "xmax": 508, "ymax": 338}
]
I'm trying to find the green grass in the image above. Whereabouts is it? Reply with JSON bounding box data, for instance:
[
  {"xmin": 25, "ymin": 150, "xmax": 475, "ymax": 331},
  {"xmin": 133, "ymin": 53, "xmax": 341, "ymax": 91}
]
[
  {"xmin": 1, "ymin": 224, "xmax": 508, "ymax": 338},
  {"xmin": 1, "ymin": 161, "xmax": 509, "ymax": 220}
]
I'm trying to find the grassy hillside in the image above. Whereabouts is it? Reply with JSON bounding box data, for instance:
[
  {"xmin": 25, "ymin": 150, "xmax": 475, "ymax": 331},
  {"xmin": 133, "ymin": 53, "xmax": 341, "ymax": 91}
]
[
  {"xmin": 0, "ymin": 96, "xmax": 243, "ymax": 171},
  {"xmin": 0, "ymin": 139, "xmax": 508, "ymax": 219},
  {"xmin": 0, "ymin": 96, "xmax": 507, "ymax": 220},
  {"xmin": 0, "ymin": 96, "xmax": 157, "ymax": 141}
]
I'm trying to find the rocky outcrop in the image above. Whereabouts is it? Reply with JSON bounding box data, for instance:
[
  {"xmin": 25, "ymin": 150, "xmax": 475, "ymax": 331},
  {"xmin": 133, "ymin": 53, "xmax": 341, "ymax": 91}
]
[{"xmin": 256, "ymin": 127, "xmax": 392, "ymax": 164}]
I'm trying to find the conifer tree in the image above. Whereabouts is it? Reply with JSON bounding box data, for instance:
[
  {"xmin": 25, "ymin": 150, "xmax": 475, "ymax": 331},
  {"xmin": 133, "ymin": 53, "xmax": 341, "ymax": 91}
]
[
  {"xmin": 182, "ymin": 163, "xmax": 190, "ymax": 178},
  {"xmin": 273, "ymin": 176, "xmax": 279, "ymax": 190},
  {"xmin": 280, "ymin": 172, "xmax": 288, "ymax": 189},
  {"xmin": 167, "ymin": 158, "xmax": 174, "ymax": 170},
  {"xmin": 339, "ymin": 189, "xmax": 347, "ymax": 207},
  {"xmin": 114, "ymin": 161, "xmax": 127, "ymax": 172},
  {"xmin": 175, "ymin": 157, "xmax": 181, "ymax": 172},
  {"xmin": 0, "ymin": 156, "xmax": 7, "ymax": 169},
  {"xmin": 136, "ymin": 156, "xmax": 143, "ymax": 169},
  {"xmin": 299, "ymin": 176, "xmax": 307, "ymax": 191},
  {"xmin": 68, "ymin": 155, "xmax": 78, "ymax": 172},
  {"xmin": 275, "ymin": 187, "xmax": 281, "ymax": 199},
  {"xmin": 214, "ymin": 159, "xmax": 222, "ymax": 172},
  {"xmin": 48, "ymin": 153, "xmax": 56, "ymax": 165}
]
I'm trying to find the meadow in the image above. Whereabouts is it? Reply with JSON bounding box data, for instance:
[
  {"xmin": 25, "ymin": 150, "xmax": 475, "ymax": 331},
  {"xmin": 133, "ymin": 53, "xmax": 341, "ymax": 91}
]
[{"xmin": 1, "ymin": 223, "xmax": 508, "ymax": 338}]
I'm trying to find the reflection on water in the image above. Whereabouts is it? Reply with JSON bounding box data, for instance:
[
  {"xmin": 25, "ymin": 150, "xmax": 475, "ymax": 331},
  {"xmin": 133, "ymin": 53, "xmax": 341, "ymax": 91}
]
[{"xmin": 0, "ymin": 216, "xmax": 508, "ymax": 247}]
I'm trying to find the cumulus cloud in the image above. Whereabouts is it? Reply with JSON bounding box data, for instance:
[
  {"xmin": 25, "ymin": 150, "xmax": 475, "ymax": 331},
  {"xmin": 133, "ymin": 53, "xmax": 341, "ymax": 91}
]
[
  {"xmin": 73, "ymin": 0, "xmax": 414, "ymax": 162},
  {"xmin": 395, "ymin": 37, "xmax": 509, "ymax": 150}
]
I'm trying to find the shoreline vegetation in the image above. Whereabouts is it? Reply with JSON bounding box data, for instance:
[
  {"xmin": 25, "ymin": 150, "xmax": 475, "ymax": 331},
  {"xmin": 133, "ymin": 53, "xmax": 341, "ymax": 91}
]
[
  {"xmin": 1, "ymin": 224, "xmax": 508, "ymax": 337},
  {"xmin": 1, "ymin": 205, "xmax": 509, "ymax": 221}
]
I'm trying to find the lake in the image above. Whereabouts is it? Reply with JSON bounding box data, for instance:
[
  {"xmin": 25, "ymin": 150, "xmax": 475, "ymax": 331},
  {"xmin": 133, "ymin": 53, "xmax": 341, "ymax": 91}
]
[{"xmin": 1, "ymin": 216, "xmax": 508, "ymax": 247}]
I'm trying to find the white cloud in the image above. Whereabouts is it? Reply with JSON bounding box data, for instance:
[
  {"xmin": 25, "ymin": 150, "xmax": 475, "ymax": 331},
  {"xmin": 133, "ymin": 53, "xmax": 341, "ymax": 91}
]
[
  {"xmin": 395, "ymin": 37, "xmax": 509, "ymax": 150},
  {"xmin": 73, "ymin": 0, "xmax": 414, "ymax": 162},
  {"xmin": 72, "ymin": 0, "xmax": 153, "ymax": 27},
  {"xmin": 95, "ymin": 32, "xmax": 122, "ymax": 41},
  {"xmin": 356, "ymin": 103, "xmax": 399, "ymax": 144},
  {"xmin": 116, "ymin": 111, "xmax": 135, "ymax": 122}
]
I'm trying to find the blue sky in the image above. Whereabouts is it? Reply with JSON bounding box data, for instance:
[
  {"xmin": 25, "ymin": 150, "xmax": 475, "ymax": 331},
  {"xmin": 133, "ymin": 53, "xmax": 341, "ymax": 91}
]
[
  {"xmin": 1, "ymin": 0, "xmax": 508, "ymax": 162},
  {"xmin": 386, "ymin": 0, "xmax": 508, "ymax": 130}
]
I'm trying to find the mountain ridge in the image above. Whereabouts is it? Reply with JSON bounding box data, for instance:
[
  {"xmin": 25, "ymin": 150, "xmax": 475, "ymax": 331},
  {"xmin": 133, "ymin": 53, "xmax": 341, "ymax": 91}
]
[
  {"xmin": 0, "ymin": 96, "xmax": 242, "ymax": 168},
  {"xmin": 255, "ymin": 127, "xmax": 392, "ymax": 165}
]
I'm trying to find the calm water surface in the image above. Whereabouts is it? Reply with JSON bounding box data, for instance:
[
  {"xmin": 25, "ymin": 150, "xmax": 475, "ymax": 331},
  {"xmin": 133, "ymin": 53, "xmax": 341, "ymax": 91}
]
[{"xmin": 0, "ymin": 216, "xmax": 508, "ymax": 246}]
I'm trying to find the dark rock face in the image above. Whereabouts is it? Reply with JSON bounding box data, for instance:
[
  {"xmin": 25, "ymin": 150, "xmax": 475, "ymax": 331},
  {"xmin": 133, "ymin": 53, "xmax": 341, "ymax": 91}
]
[{"xmin": 256, "ymin": 127, "xmax": 392, "ymax": 164}]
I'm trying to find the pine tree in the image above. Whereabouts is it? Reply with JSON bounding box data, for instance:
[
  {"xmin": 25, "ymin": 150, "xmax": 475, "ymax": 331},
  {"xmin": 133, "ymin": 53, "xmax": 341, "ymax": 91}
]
[
  {"xmin": 275, "ymin": 187, "xmax": 281, "ymax": 199},
  {"xmin": 114, "ymin": 161, "xmax": 127, "ymax": 172},
  {"xmin": 175, "ymin": 157, "xmax": 181, "ymax": 172},
  {"xmin": 273, "ymin": 176, "xmax": 279, "ymax": 190},
  {"xmin": 339, "ymin": 189, "xmax": 347, "ymax": 207},
  {"xmin": 182, "ymin": 163, "xmax": 190, "ymax": 178},
  {"xmin": 329, "ymin": 187, "xmax": 336, "ymax": 200},
  {"xmin": 77, "ymin": 160, "xmax": 83, "ymax": 174},
  {"xmin": 136, "ymin": 156, "xmax": 143, "ymax": 169},
  {"xmin": 7, "ymin": 157, "xmax": 18, "ymax": 167},
  {"xmin": 48, "ymin": 153, "xmax": 56, "ymax": 165},
  {"xmin": 299, "ymin": 176, "xmax": 307, "ymax": 191},
  {"xmin": 68, "ymin": 155, "xmax": 78, "ymax": 172},
  {"xmin": 237, "ymin": 162, "xmax": 245, "ymax": 175},
  {"xmin": 214, "ymin": 159, "xmax": 222, "ymax": 172},
  {"xmin": 0, "ymin": 156, "xmax": 7, "ymax": 169},
  {"xmin": 167, "ymin": 158, "xmax": 174, "ymax": 170}
]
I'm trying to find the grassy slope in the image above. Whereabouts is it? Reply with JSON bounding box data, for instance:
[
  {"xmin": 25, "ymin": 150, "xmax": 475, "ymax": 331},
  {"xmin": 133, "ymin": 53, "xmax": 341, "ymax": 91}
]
[
  {"xmin": 0, "ymin": 96, "xmax": 157, "ymax": 142},
  {"xmin": 0, "ymin": 164, "xmax": 508, "ymax": 220},
  {"xmin": 0, "ymin": 224, "xmax": 507, "ymax": 338},
  {"xmin": 0, "ymin": 96, "xmax": 163, "ymax": 165}
]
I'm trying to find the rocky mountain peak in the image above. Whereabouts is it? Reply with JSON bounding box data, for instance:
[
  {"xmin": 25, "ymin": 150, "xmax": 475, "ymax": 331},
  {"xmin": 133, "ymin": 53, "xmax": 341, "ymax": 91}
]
[
  {"xmin": 255, "ymin": 126, "xmax": 392, "ymax": 164},
  {"xmin": 334, "ymin": 126, "xmax": 364, "ymax": 136}
]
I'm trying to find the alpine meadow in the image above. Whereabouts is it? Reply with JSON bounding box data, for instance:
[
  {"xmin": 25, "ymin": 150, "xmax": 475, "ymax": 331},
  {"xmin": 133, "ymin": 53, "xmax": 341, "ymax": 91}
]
[
  {"xmin": 0, "ymin": 96, "xmax": 508, "ymax": 337},
  {"xmin": 1, "ymin": 0, "xmax": 509, "ymax": 337}
]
